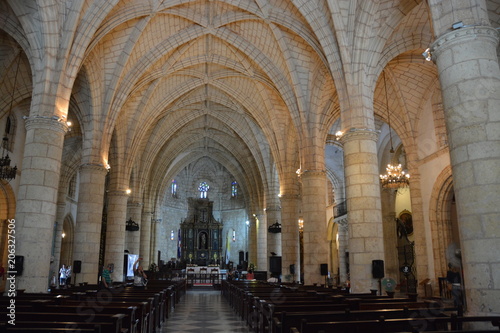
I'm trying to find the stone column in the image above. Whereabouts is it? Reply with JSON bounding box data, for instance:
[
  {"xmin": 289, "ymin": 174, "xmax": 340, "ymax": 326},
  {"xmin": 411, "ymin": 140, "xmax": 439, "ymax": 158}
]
[
  {"xmin": 127, "ymin": 201, "xmax": 143, "ymax": 255},
  {"xmin": 15, "ymin": 117, "xmax": 68, "ymax": 292},
  {"xmin": 73, "ymin": 163, "xmax": 107, "ymax": 285},
  {"xmin": 51, "ymin": 200, "xmax": 66, "ymax": 283},
  {"xmin": 431, "ymin": 25, "xmax": 500, "ymax": 316},
  {"xmin": 266, "ymin": 205, "xmax": 281, "ymax": 263},
  {"xmin": 381, "ymin": 190, "xmax": 399, "ymax": 280},
  {"xmin": 336, "ymin": 218, "xmax": 349, "ymax": 285},
  {"xmin": 104, "ymin": 190, "xmax": 129, "ymax": 282},
  {"xmin": 140, "ymin": 204, "xmax": 153, "ymax": 268},
  {"xmin": 340, "ymin": 128, "xmax": 384, "ymax": 293},
  {"xmin": 255, "ymin": 213, "xmax": 268, "ymax": 272},
  {"xmin": 280, "ymin": 193, "xmax": 300, "ymax": 282},
  {"xmin": 301, "ymin": 170, "xmax": 329, "ymax": 285}
]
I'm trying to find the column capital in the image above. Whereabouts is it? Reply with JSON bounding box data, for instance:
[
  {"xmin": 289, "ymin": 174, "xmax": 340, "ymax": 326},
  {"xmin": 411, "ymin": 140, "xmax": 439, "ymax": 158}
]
[
  {"xmin": 431, "ymin": 26, "xmax": 499, "ymax": 57},
  {"xmin": 300, "ymin": 169, "xmax": 326, "ymax": 178},
  {"xmin": 24, "ymin": 115, "xmax": 69, "ymax": 134},
  {"xmin": 339, "ymin": 128, "xmax": 379, "ymax": 144},
  {"xmin": 79, "ymin": 163, "xmax": 108, "ymax": 174}
]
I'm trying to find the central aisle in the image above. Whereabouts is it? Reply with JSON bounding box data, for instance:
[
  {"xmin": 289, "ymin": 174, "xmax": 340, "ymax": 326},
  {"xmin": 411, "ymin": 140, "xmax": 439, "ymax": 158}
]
[{"xmin": 162, "ymin": 287, "xmax": 252, "ymax": 332}]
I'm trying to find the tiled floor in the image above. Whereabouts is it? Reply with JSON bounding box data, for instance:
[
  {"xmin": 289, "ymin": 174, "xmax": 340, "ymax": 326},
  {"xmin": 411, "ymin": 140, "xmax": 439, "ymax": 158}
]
[{"xmin": 162, "ymin": 287, "xmax": 251, "ymax": 332}]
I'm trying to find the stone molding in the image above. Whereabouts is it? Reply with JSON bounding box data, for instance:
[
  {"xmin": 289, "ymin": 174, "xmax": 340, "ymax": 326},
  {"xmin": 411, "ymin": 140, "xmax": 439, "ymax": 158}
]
[
  {"xmin": 339, "ymin": 128, "xmax": 379, "ymax": 144},
  {"xmin": 106, "ymin": 190, "xmax": 130, "ymax": 197},
  {"xmin": 24, "ymin": 116, "xmax": 69, "ymax": 134},
  {"xmin": 431, "ymin": 26, "xmax": 499, "ymax": 56},
  {"xmin": 128, "ymin": 201, "xmax": 144, "ymax": 208},
  {"xmin": 279, "ymin": 193, "xmax": 300, "ymax": 200}
]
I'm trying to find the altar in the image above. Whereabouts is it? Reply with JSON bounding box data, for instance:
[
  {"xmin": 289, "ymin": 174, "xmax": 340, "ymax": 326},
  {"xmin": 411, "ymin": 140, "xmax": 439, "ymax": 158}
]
[
  {"xmin": 180, "ymin": 198, "xmax": 223, "ymax": 266},
  {"xmin": 185, "ymin": 266, "xmax": 227, "ymax": 286}
]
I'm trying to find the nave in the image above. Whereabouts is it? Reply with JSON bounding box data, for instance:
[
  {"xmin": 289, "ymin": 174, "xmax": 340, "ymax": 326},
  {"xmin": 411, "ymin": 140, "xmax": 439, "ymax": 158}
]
[{"xmin": 163, "ymin": 287, "xmax": 250, "ymax": 333}]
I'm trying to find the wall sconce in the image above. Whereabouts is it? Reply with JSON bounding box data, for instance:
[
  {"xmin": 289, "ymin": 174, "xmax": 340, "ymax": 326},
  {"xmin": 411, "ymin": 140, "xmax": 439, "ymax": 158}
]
[
  {"xmin": 232, "ymin": 230, "xmax": 236, "ymax": 242},
  {"xmin": 126, "ymin": 189, "xmax": 131, "ymax": 195},
  {"xmin": 170, "ymin": 230, "xmax": 174, "ymax": 240},
  {"xmin": 62, "ymin": 231, "xmax": 66, "ymax": 238}
]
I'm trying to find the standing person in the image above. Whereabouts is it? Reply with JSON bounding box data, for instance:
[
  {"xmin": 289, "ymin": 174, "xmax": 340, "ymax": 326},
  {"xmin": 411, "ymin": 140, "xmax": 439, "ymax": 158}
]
[
  {"xmin": 59, "ymin": 264, "xmax": 67, "ymax": 288},
  {"xmin": 101, "ymin": 263, "xmax": 113, "ymax": 288},
  {"xmin": 246, "ymin": 269, "xmax": 254, "ymax": 280},
  {"xmin": 133, "ymin": 257, "xmax": 148, "ymax": 288},
  {"xmin": 65, "ymin": 265, "xmax": 72, "ymax": 287}
]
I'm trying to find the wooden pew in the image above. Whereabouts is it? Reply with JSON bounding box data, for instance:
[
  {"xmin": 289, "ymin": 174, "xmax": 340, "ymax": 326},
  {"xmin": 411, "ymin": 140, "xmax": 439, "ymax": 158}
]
[
  {"xmin": 274, "ymin": 307, "xmax": 452, "ymax": 333},
  {"xmin": 0, "ymin": 312, "xmax": 126, "ymax": 333},
  {"xmin": 297, "ymin": 315, "xmax": 500, "ymax": 333}
]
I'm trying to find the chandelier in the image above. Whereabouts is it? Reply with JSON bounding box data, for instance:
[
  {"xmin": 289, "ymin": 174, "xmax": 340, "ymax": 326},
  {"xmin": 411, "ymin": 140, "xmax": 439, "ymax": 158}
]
[
  {"xmin": 1, "ymin": 137, "xmax": 17, "ymax": 181},
  {"xmin": 380, "ymin": 163, "xmax": 409, "ymax": 188},
  {"xmin": 1, "ymin": 54, "xmax": 21, "ymax": 182},
  {"xmin": 379, "ymin": 70, "xmax": 409, "ymax": 189}
]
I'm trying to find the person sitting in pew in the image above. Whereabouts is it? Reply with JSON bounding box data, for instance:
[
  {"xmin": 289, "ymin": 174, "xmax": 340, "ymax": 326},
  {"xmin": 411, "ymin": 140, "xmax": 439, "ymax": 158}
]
[
  {"xmin": 133, "ymin": 257, "xmax": 148, "ymax": 288},
  {"xmin": 101, "ymin": 263, "xmax": 113, "ymax": 288}
]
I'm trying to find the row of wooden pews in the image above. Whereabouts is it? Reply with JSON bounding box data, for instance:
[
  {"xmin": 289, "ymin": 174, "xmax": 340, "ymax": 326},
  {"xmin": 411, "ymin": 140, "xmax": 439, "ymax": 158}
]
[
  {"xmin": 222, "ymin": 280, "xmax": 500, "ymax": 333},
  {"xmin": 0, "ymin": 278, "xmax": 186, "ymax": 333}
]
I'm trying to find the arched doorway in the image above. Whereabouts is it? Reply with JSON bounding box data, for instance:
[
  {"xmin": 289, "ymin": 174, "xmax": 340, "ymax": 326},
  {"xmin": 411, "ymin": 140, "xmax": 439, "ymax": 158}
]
[
  {"xmin": 59, "ymin": 216, "xmax": 74, "ymax": 273},
  {"xmin": 0, "ymin": 180, "xmax": 16, "ymax": 292}
]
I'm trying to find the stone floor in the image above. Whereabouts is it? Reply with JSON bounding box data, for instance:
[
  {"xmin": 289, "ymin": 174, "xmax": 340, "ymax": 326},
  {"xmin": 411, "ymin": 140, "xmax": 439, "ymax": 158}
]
[{"xmin": 162, "ymin": 286, "xmax": 251, "ymax": 332}]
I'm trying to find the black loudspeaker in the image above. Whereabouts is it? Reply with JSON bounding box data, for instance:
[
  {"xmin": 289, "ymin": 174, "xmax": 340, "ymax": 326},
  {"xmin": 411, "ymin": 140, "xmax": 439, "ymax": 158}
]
[
  {"xmin": 269, "ymin": 256, "xmax": 282, "ymax": 274},
  {"xmin": 320, "ymin": 263, "xmax": 328, "ymax": 276},
  {"xmin": 73, "ymin": 260, "xmax": 82, "ymax": 273},
  {"xmin": 372, "ymin": 260, "xmax": 385, "ymax": 279},
  {"xmin": 14, "ymin": 256, "xmax": 24, "ymax": 276},
  {"xmin": 289, "ymin": 264, "xmax": 295, "ymax": 275}
]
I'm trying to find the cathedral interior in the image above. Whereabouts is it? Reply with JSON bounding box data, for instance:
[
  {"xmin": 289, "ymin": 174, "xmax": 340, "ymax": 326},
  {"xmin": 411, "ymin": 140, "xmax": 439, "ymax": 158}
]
[{"xmin": 0, "ymin": 0, "xmax": 499, "ymax": 318}]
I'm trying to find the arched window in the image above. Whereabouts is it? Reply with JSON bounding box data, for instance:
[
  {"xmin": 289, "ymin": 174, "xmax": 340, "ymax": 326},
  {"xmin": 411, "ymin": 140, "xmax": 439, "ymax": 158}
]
[
  {"xmin": 198, "ymin": 181, "xmax": 209, "ymax": 199},
  {"xmin": 3, "ymin": 115, "xmax": 16, "ymax": 151},
  {"xmin": 231, "ymin": 181, "xmax": 238, "ymax": 198},
  {"xmin": 171, "ymin": 179, "xmax": 177, "ymax": 198}
]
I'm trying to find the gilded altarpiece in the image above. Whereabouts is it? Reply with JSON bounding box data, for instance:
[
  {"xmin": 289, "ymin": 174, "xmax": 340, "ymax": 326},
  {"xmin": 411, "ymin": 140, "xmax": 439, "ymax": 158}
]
[{"xmin": 180, "ymin": 198, "xmax": 223, "ymax": 265}]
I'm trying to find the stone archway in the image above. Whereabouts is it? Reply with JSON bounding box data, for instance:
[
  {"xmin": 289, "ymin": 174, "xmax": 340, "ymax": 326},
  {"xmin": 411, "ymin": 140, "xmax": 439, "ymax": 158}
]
[
  {"xmin": 0, "ymin": 180, "xmax": 16, "ymax": 292},
  {"xmin": 59, "ymin": 215, "xmax": 74, "ymax": 272},
  {"xmin": 429, "ymin": 166, "xmax": 458, "ymax": 282}
]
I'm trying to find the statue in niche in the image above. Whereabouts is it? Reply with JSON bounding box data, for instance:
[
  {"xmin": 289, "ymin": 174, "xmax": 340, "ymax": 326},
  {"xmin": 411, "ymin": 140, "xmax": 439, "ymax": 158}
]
[{"xmin": 199, "ymin": 232, "xmax": 208, "ymax": 249}]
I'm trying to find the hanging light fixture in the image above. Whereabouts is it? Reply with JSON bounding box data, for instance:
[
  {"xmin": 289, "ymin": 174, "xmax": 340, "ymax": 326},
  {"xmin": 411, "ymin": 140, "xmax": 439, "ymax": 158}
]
[
  {"xmin": 1, "ymin": 54, "xmax": 21, "ymax": 181},
  {"xmin": 379, "ymin": 70, "xmax": 410, "ymax": 189}
]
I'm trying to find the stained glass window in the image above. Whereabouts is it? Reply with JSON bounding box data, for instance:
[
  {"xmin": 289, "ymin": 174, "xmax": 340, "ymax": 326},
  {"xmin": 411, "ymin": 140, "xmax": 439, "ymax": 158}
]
[
  {"xmin": 171, "ymin": 180, "xmax": 177, "ymax": 197},
  {"xmin": 231, "ymin": 181, "xmax": 238, "ymax": 197},
  {"xmin": 198, "ymin": 181, "xmax": 209, "ymax": 198}
]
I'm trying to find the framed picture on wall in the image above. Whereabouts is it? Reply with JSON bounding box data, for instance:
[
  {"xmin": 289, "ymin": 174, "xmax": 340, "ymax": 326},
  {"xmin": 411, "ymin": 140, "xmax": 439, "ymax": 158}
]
[{"xmin": 399, "ymin": 210, "xmax": 413, "ymax": 235}]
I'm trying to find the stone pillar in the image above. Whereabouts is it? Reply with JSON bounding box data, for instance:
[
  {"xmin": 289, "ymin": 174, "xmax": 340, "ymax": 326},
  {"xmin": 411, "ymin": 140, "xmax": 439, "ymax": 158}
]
[
  {"xmin": 337, "ymin": 218, "xmax": 349, "ymax": 285},
  {"xmin": 431, "ymin": 25, "xmax": 500, "ymax": 316},
  {"xmin": 301, "ymin": 170, "xmax": 329, "ymax": 285},
  {"xmin": 140, "ymin": 204, "xmax": 153, "ymax": 268},
  {"xmin": 280, "ymin": 194, "xmax": 300, "ymax": 282},
  {"xmin": 51, "ymin": 201, "xmax": 66, "ymax": 283},
  {"xmin": 381, "ymin": 190, "xmax": 399, "ymax": 280},
  {"xmin": 73, "ymin": 163, "xmax": 107, "ymax": 285},
  {"xmin": 255, "ymin": 213, "xmax": 268, "ymax": 272},
  {"xmin": 340, "ymin": 128, "xmax": 384, "ymax": 293},
  {"xmin": 15, "ymin": 117, "xmax": 67, "ymax": 292},
  {"xmin": 104, "ymin": 190, "xmax": 129, "ymax": 282},
  {"xmin": 248, "ymin": 217, "xmax": 257, "ymax": 269},
  {"xmin": 266, "ymin": 206, "xmax": 281, "ymax": 264},
  {"xmin": 127, "ymin": 201, "xmax": 143, "ymax": 255}
]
